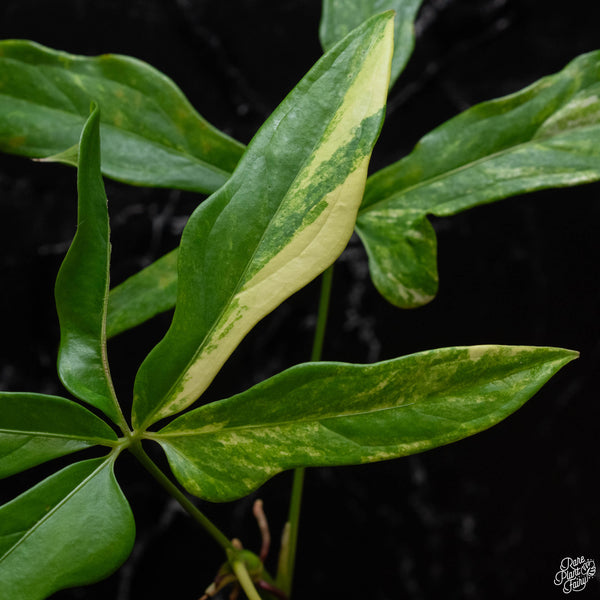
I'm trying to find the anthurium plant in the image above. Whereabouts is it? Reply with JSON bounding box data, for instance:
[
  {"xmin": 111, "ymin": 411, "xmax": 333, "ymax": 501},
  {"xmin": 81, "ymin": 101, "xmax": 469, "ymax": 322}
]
[{"xmin": 1, "ymin": 2, "xmax": 598, "ymax": 598}]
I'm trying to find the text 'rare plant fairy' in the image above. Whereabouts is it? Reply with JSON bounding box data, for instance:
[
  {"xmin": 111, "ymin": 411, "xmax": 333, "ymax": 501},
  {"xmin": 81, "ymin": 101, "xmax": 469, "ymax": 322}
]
[{"xmin": 2, "ymin": 2, "xmax": 598, "ymax": 598}]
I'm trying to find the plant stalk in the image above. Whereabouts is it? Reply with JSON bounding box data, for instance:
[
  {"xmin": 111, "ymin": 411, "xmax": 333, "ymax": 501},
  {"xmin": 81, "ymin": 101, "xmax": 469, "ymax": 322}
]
[
  {"xmin": 279, "ymin": 265, "xmax": 334, "ymax": 596},
  {"xmin": 231, "ymin": 560, "xmax": 264, "ymax": 600},
  {"xmin": 129, "ymin": 441, "xmax": 234, "ymax": 553},
  {"xmin": 310, "ymin": 265, "xmax": 334, "ymax": 364}
]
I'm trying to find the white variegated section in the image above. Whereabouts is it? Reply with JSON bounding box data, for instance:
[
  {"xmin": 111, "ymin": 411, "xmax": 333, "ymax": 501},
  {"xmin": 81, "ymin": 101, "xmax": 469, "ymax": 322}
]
[
  {"xmin": 535, "ymin": 92, "xmax": 600, "ymax": 138},
  {"xmin": 150, "ymin": 17, "xmax": 395, "ymax": 422},
  {"xmin": 160, "ymin": 162, "xmax": 368, "ymax": 418}
]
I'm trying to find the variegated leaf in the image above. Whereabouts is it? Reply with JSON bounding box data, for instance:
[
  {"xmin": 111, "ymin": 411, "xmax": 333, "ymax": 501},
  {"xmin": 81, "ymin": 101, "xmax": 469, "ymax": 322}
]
[
  {"xmin": 150, "ymin": 345, "xmax": 576, "ymax": 501},
  {"xmin": 357, "ymin": 50, "xmax": 600, "ymax": 307},
  {"xmin": 132, "ymin": 12, "xmax": 395, "ymax": 428},
  {"xmin": 320, "ymin": 0, "xmax": 424, "ymax": 89},
  {"xmin": 106, "ymin": 49, "xmax": 600, "ymax": 334},
  {"xmin": 0, "ymin": 40, "xmax": 244, "ymax": 194}
]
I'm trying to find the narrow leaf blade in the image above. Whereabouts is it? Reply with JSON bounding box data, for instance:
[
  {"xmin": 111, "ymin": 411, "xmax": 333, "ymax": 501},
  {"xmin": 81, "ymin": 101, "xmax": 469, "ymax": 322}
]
[
  {"xmin": 54, "ymin": 104, "xmax": 121, "ymax": 424},
  {"xmin": 0, "ymin": 40, "xmax": 244, "ymax": 194},
  {"xmin": 0, "ymin": 392, "xmax": 117, "ymax": 478},
  {"xmin": 132, "ymin": 12, "xmax": 395, "ymax": 428},
  {"xmin": 320, "ymin": 0, "xmax": 424, "ymax": 88},
  {"xmin": 358, "ymin": 50, "xmax": 600, "ymax": 307},
  {"xmin": 0, "ymin": 457, "xmax": 135, "ymax": 600},
  {"xmin": 152, "ymin": 345, "xmax": 576, "ymax": 502},
  {"xmin": 106, "ymin": 248, "xmax": 178, "ymax": 338}
]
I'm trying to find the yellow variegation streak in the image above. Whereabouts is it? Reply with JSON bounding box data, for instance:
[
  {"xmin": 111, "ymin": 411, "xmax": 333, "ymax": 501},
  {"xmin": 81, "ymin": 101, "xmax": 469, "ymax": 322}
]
[{"xmin": 152, "ymin": 15, "xmax": 395, "ymax": 422}]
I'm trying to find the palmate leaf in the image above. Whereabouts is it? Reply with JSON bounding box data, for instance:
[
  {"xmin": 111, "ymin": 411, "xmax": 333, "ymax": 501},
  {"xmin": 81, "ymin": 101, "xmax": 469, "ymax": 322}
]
[
  {"xmin": 0, "ymin": 457, "xmax": 134, "ymax": 600},
  {"xmin": 320, "ymin": 0, "xmax": 424, "ymax": 89},
  {"xmin": 150, "ymin": 345, "xmax": 577, "ymax": 502},
  {"xmin": 54, "ymin": 104, "xmax": 125, "ymax": 426},
  {"xmin": 0, "ymin": 40, "xmax": 244, "ymax": 194},
  {"xmin": 357, "ymin": 49, "xmax": 600, "ymax": 307},
  {"xmin": 0, "ymin": 392, "xmax": 117, "ymax": 478},
  {"xmin": 131, "ymin": 12, "xmax": 395, "ymax": 428}
]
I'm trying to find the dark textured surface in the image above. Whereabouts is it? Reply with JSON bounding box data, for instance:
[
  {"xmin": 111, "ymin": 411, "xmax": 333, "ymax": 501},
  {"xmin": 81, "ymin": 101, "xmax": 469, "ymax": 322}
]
[{"xmin": 1, "ymin": 1, "xmax": 599, "ymax": 598}]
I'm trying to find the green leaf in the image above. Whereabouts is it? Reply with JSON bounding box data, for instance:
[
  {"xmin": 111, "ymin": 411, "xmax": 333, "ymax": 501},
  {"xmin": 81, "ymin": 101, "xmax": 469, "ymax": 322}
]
[
  {"xmin": 106, "ymin": 248, "xmax": 178, "ymax": 338},
  {"xmin": 108, "ymin": 36, "xmax": 600, "ymax": 335},
  {"xmin": 150, "ymin": 345, "xmax": 576, "ymax": 502},
  {"xmin": 132, "ymin": 12, "xmax": 395, "ymax": 428},
  {"xmin": 320, "ymin": 0, "xmax": 424, "ymax": 89},
  {"xmin": 0, "ymin": 40, "xmax": 244, "ymax": 194},
  {"xmin": 0, "ymin": 392, "xmax": 117, "ymax": 478},
  {"xmin": 357, "ymin": 50, "xmax": 600, "ymax": 307},
  {"xmin": 0, "ymin": 456, "xmax": 135, "ymax": 600},
  {"xmin": 54, "ymin": 104, "xmax": 123, "ymax": 426}
]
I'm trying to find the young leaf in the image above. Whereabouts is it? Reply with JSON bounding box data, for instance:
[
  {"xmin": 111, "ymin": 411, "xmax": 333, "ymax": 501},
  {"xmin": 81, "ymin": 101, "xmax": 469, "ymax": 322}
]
[
  {"xmin": 132, "ymin": 12, "xmax": 395, "ymax": 428},
  {"xmin": 0, "ymin": 40, "xmax": 244, "ymax": 194},
  {"xmin": 54, "ymin": 104, "xmax": 124, "ymax": 426},
  {"xmin": 0, "ymin": 456, "xmax": 135, "ymax": 600},
  {"xmin": 320, "ymin": 0, "xmax": 424, "ymax": 89},
  {"xmin": 106, "ymin": 248, "xmax": 178, "ymax": 338},
  {"xmin": 0, "ymin": 392, "xmax": 117, "ymax": 478},
  {"xmin": 150, "ymin": 345, "xmax": 577, "ymax": 502},
  {"xmin": 357, "ymin": 50, "xmax": 600, "ymax": 307}
]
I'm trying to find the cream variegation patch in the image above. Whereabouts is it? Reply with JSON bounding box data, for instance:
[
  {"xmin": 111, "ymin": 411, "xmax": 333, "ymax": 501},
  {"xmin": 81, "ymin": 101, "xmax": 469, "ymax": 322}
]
[{"xmin": 149, "ymin": 17, "xmax": 395, "ymax": 423}]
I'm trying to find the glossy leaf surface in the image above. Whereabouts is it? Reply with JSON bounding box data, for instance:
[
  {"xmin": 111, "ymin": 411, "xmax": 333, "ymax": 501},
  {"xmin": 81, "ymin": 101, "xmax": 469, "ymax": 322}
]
[
  {"xmin": 106, "ymin": 48, "xmax": 600, "ymax": 334},
  {"xmin": 0, "ymin": 457, "xmax": 135, "ymax": 600},
  {"xmin": 320, "ymin": 0, "xmax": 424, "ymax": 89},
  {"xmin": 357, "ymin": 50, "xmax": 600, "ymax": 307},
  {"xmin": 54, "ymin": 105, "xmax": 122, "ymax": 424},
  {"xmin": 132, "ymin": 13, "xmax": 395, "ymax": 428},
  {"xmin": 0, "ymin": 40, "xmax": 244, "ymax": 194},
  {"xmin": 0, "ymin": 392, "xmax": 117, "ymax": 478},
  {"xmin": 152, "ymin": 345, "xmax": 576, "ymax": 501},
  {"xmin": 107, "ymin": 248, "xmax": 178, "ymax": 338}
]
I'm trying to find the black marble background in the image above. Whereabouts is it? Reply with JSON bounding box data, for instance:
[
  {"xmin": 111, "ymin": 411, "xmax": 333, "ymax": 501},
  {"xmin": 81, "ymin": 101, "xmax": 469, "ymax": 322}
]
[{"xmin": 1, "ymin": 1, "xmax": 599, "ymax": 599}]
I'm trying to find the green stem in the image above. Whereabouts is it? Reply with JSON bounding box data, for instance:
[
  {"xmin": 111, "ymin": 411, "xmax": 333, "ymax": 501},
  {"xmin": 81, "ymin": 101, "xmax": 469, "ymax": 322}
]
[
  {"xmin": 280, "ymin": 466, "xmax": 305, "ymax": 594},
  {"xmin": 310, "ymin": 265, "xmax": 334, "ymax": 363},
  {"xmin": 129, "ymin": 441, "xmax": 234, "ymax": 553},
  {"xmin": 279, "ymin": 265, "xmax": 334, "ymax": 596},
  {"xmin": 231, "ymin": 560, "xmax": 264, "ymax": 600}
]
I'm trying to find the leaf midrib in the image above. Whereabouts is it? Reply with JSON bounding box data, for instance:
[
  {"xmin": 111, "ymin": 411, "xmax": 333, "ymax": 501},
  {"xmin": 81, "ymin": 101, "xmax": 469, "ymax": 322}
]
[
  {"xmin": 0, "ymin": 428, "xmax": 116, "ymax": 445},
  {"xmin": 0, "ymin": 458, "xmax": 110, "ymax": 564},
  {"xmin": 0, "ymin": 93, "xmax": 232, "ymax": 178},
  {"xmin": 359, "ymin": 118, "xmax": 600, "ymax": 216},
  {"xmin": 152, "ymin": 396, "xmax": 495, "ymax": 438},
  {"xmin": 141, "ymin": 36, "xmax": 380, "ymax": 424},
  {"xmin": 144, "ymin": 111, "xmax": 335, "ymax": 423},
  {"xmin": 3, "ymin": 53, "xmax": 194, "ymax": 146}
]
